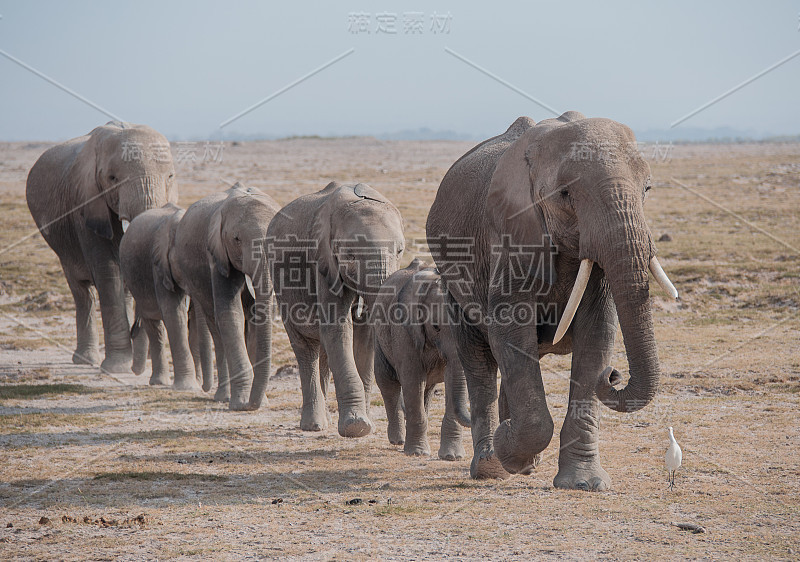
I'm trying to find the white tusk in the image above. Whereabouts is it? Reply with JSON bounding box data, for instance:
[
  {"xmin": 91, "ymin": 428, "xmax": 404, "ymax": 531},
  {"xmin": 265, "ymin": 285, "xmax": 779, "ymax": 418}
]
[
  {"xmin": 553, "ymin": 259, "xmax": 593, "ymax": 345},
  {"xmin": 649, "ymin": 256, "xmax": 678, "ymax": 300},
  {"xmin": 244, "ymin": 274, "xmax": 256, "ymax": 299},
  {"xmin": 121, "ymin": 219, "xmax": 130, "ymax": 233},
  {"xmin": 356, "ymin": 296, "xmax": 364, "ymax": 318}
]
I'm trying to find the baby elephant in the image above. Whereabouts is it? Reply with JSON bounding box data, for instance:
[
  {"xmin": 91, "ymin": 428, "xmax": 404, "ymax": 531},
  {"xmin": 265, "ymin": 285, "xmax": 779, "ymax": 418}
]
[
  {"xmin": 120, "ymin": 203, "xmax": 201, "ymax": 391},
  {"xmin": 373, "ymin": 259, "xmax": 471, "ymax": 460}
]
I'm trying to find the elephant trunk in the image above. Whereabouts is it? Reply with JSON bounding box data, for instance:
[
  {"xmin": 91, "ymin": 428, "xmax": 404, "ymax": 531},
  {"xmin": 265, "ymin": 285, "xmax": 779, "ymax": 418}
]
[
  {"xmin": 118, "ymin": 175, "xmax": 168, "ymax": 222},
  {"xmin": 358, "ymin": 260, "xmax": 394, "ymax": 316},
  {"xmin": 247, "ymin": 264, "xmax": 273, "ymax": 410},
  {"xmin": 440, "ymin": 327, "xmax": 471, "ymax": 428},
  {"xmin": 444, "ymin": 360, "xmax": 471, "ymax": 428},
  {"xmin": 595, "ymin": 223, "xmax": 660, "ymax": 412}
]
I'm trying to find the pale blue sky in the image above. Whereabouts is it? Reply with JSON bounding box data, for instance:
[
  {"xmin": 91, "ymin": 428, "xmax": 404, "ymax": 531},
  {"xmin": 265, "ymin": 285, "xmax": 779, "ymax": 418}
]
[{"xmin": 0, "ymin": 1, "xmax": 798, "ymax": 141}]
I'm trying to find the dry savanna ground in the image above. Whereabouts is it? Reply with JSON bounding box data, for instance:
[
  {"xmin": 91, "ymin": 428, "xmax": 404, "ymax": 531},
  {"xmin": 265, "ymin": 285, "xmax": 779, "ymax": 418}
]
[{"xmin": 0, "ymin": 137, "xmax": 799, "ymax": 560}]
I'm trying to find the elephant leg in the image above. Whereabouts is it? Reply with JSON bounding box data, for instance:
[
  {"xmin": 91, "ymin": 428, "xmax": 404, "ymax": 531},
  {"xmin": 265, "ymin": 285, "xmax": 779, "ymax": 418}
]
[
  {"xmin": 449, "ymin": 297, "xmax": 508, "ymax": 480},
  {"xmin": 438, "ymin": 402, "xmax": 466, "ymax": 461},
  {"xmin": 554, "ymin": 279, "xmax": 616, "ymax": 492},
  {"xmin": 142, "ymin": 319, "xmax": 170, "ymax": 386},
  {"xmin": 205, "ymin": 315, "xmax": 230, "ymax": 403},
  {"xmin": 80, "ymin": 237, "xmax": 133, "ymax": 374},
  {"xmin": 486, "ymin": 326, "xmax": 552, "ymax": 476},
  {"xmin": 158, "ymin": 291, "xmax": 199, "ymax": 392},
  {"xmin": 131, "ymin": 323, "xmax": 149, "ymax": 376},
  {"xmin": 439, "ymin": 360, "xmax": 466, "ymax": 461},
  {"xmin": 374, "ymin": 344, "xmax": 404, "ymax": 446},
  {"xmin": 92, "ymin": 260, "xmax": 133, "ymax": 374},
  {"xmin": 320, "ymin": 322, "xmax": 373, "ymax": 438},
  {"xmin": 63, "ymin": 268, "xmax": 100, "ymax": 366},
  {"xmin": 190, "ymin": 301, "xmax": 215, "ymax": 392},
  {"xmin": 288, "ymin": 330, "xmax": 327, "ymax": 431},
  {"xmin": 212, "ymin": 272, "xmax": 253, "ymax": 410},
  {"xmin": 353, "ymin": 321, "xmax": 375, "ymax": 406},
  {"xmin": 401, "ymin": 378, "xmax": 430, "ymax": 456}
]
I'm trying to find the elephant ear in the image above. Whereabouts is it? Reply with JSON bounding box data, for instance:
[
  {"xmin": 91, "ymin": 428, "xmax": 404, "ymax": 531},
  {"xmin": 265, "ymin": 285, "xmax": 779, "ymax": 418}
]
[
  {"xmin": 311, "ymin": 202, "xmax": 340, "ymax": 294},
  {"xmin": 404, "ymin": 257, "xmax": 426, "ymax": 273},
  {"xmin": 153, "ymin": 204, "xmax": 184, "ymax": 292},
  {"xmin": 207, "ymin": 206, "xmax": 231, "ymax": 277},
  {"xmin": 485, "ymin": 119, "xmax": 557, "ymax": 286},
  {"xmin": 353, "ymin": 183, "xmax": 391, "ymax": 204},
  {"xmin": 72, "ymin": 131, "xmax": 113, "ymax": 240},
  {"xmin": 397, "ymin": 276, "xmax": 427, "ymax": 352}
]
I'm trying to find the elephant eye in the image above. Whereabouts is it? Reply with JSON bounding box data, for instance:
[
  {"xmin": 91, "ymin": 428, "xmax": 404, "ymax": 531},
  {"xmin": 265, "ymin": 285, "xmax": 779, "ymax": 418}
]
[{"xmin": 109, "ymin": 175, "xmax": 117, "ymax": 182}]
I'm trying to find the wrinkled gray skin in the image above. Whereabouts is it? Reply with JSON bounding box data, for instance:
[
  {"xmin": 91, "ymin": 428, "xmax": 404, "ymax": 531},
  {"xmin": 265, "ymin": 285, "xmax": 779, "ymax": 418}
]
[
  {"xmin": 268, "ymin": 182, "xmax": 405, "ymax": 438},
  {"xmin": 26, "ymin": 122, "xmax": 177, "ymax": 373},
  {"xmin": 373, "ymin": 259, "xmax": 471, "ymax": 459},
  {"xmin": 119, "ymin": 203, "xmax": 201, "ymax": 391},
  {"xmin": 173, "ymin": 183, "xmax": 280, "ymax": 410},
  {"xmin": 427, "ymin": 113, "xmax": 667, "ymax": 490}
]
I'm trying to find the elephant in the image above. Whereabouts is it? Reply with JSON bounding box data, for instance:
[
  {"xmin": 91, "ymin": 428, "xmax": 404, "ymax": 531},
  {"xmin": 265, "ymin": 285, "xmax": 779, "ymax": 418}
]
[
  {"xmin": 172, "ymin": 182, "xmax": 280, "ymax": 410},
  {"xmin": 267, "ymin": 181, "xmax": 405, "ymax": 438},
  {"xmin": 119, "ymin": 203, "xmax": 202, "ymax": 391},
  {"xmin": 426, "ymin": 112, "xmax": 678, "ymax": 489},
  {"xmin": 373, "ymin": 258, "xmax": 471, "ymax": 460},
  {"xmin": 26, "ymin": 122, "xmax": 177, "ymax": 373}
]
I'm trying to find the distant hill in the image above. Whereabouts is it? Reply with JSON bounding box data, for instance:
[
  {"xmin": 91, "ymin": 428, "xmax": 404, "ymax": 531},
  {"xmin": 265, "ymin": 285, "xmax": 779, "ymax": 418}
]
[
  {"xmin": 173, "ymin": 126, "xmax": 799, "ymax": 144},
  {"xmin": 377, "ymin": 128, "xmax": 479, "ymax": 141},
  {"xmin": 634, "ymin": 126, "xmax": 800, "ymax": 144}
]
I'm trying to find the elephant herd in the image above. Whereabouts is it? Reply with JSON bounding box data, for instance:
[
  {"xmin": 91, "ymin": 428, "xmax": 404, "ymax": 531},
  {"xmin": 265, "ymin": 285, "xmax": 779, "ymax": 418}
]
[{"xmin": 26, "ymin": 113, "xmax": 679, "ymax": 491}]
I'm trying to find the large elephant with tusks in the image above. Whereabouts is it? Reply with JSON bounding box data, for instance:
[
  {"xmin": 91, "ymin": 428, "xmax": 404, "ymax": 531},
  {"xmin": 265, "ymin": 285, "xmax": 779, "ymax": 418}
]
[{"xmin": 426, "ymin": 113, "xmax": 678, "ymax": 489}]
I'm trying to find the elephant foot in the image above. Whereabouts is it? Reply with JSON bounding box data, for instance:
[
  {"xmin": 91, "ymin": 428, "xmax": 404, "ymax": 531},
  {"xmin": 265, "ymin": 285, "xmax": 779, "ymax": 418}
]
[
  {"xmin": 494, "ymin": 420, "xmax": 551, "ymax": 475},
  {"xmin": 387, "ymin": 425, "xmax": 405, "ymax": 446},
  {"xmin": 149, "ymin": 371, "xmax": 171, "ymax": 386},
  {"xmin": 173, "ymin": 377, "xmax": 202, "ymax": 392},
  {"xmin": 100, "ymin": 353, "xmax": 133, "ymax": 374},
  {"xmin": 213, "ymin": 387, "xmax": 231, "ymax": 403},
  {"xmin": 403, "ymin": 439, "xmax": 431, "ymax": 457},
  {"xmin": 131, "ymin": 356, "xmax": 147, "ymax": 376},
  {"xmin": 227, "ymin": 388, "xmax": 252, "ymax": 411},
  {"xmin": 228, "ymin": 397, "xmax": 250, "ymax": 411},
  {"xmin": 516, "ymin": 453, "xmax": 543, "ymax": 475},
  {"xmin": 438, "ymin": 440, "xmax": 466, "ymax": 461},
  {"xmin": 300, "ymin": 403, "xmax": 329, "ymax": 431},
  {"xmin": 554, "ymin": 460, "xmax": 611, "ymax": 492},
  {"xmin": 73, "ymin": 348, "xmax": 100, "ymax": 366},
  {"xmin": 338, "ymin": 411, "xmax": 374, "ymax": 438},
  {"xmin": 470, "ymin": 450, "xmax": 511, "ymax": 480}
]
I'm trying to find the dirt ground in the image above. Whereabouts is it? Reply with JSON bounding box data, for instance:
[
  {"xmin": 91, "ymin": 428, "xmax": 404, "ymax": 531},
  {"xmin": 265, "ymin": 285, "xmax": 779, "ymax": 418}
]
[{"xmin": 0, "ymin": 137, "xmax": 799, "ymax": 560}]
